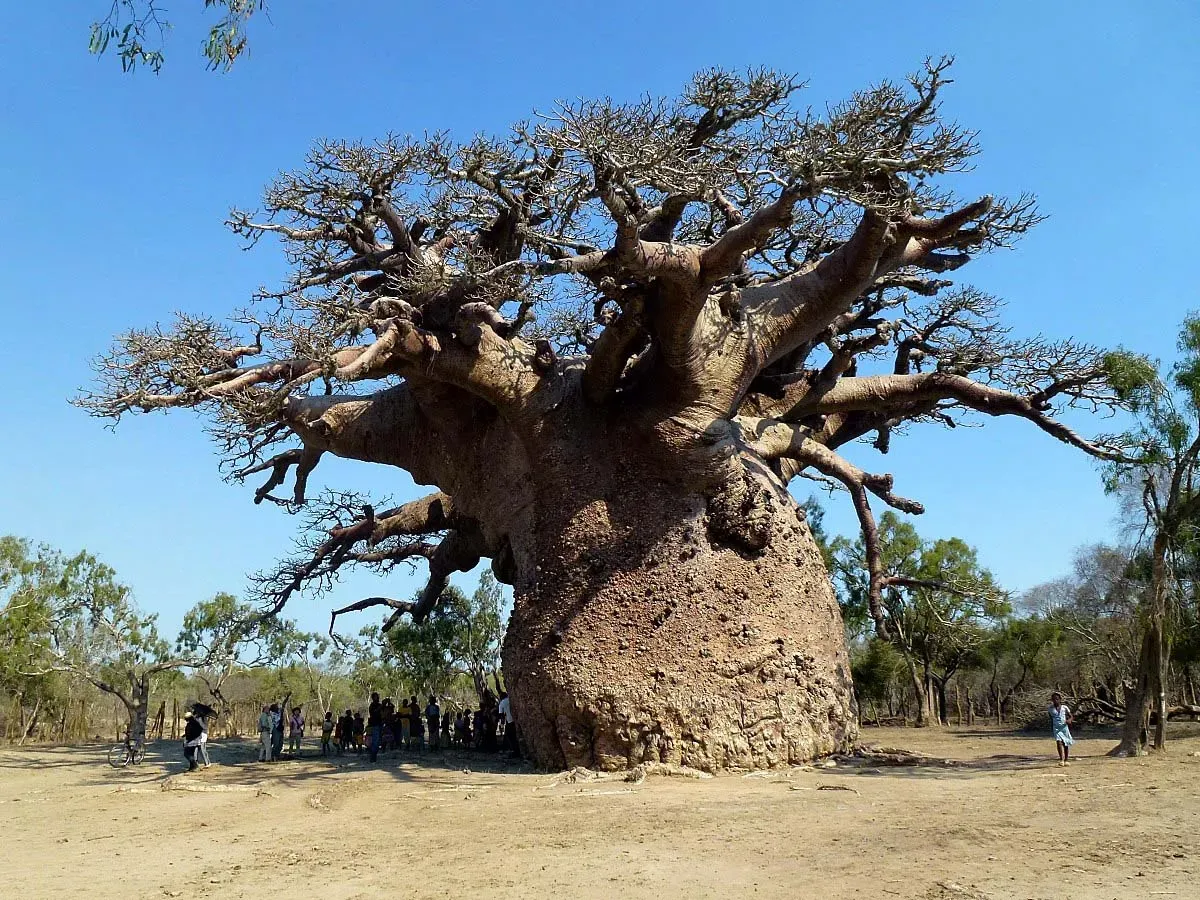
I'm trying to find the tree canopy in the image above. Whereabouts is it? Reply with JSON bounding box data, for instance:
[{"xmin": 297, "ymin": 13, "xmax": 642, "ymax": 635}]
[
  {"xmin": 80, "ymin": 60, "xmax": 1143, "ymax": 638},
  {"xmin": 1098, "ymin": 313, "xmax": 1200, "ymax": 753},
  {"xmin": 831, "ymin": 511, "xmax": 1006, "ymax": 724},
  {"xmin": 0, "ymin": 536, "xmax": 252, "ymax": 739}
]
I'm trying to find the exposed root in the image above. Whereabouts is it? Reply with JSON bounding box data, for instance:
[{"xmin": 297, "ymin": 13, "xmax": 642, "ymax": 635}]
[
  {"xmin": 628, "ymin": 762, "xmax": 713, "ymax": 782},
  {"xmin": 552, "ymin": 762, "xmax": 714, "ymax": 788},
  {"xmin": 852, "ymin": 744, "xmax": 961, "ymax": 768},
  {"xmin": 159, "ymin": 776, "xmax": 275, "ymax": 795},
  {"xmin": 816, "ymin": 783, "xmax": 859, "ymax": 794}
]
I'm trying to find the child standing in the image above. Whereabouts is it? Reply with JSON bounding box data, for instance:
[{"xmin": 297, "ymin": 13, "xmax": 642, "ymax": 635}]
[
  {"xmin": 288, "ymin": 707, "xmax": 305, "ymax": 755},
  {"xmin": 321, "ymin": 711, "xmax": 334, "ymax": 756},
  {"xmin": 1049, "ymin": 692, "xmax": 1075, "ymax": 766}
]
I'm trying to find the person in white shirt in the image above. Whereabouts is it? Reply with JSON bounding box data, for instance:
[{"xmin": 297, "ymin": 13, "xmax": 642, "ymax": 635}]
[
  {"xmin": 196, "ymin": 714, "xmax": 211, "ymax": 767},
  {"xmin": 498, "ymin": 692, "xmax": 518, "ymax": 756},
  {"xmin": 257, "ymin": 705, "xmax": 273, "ymax": 762},
  {"xmin": 1049, "ymin": 692, "xmax": 1075, "ymax": 766}
]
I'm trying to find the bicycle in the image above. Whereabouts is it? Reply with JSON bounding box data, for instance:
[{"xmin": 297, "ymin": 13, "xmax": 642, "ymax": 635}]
[{"xmin": 107, "ymin": 734, "xmax": 146, "ymax": 768}]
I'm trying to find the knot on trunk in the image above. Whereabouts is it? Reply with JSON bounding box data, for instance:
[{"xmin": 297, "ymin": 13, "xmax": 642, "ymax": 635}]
[{"xmin": 705, "ymin": 469, "xmax": 775, "ymax": 554}]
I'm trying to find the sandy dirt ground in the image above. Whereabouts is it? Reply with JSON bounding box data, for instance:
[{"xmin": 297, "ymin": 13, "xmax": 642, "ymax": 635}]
[{"xmin": 3, "ymin": 724, "xmax": 1199, "ymax": 900}]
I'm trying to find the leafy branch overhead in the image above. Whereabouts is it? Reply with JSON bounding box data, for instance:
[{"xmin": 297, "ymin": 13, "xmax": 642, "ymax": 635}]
[
  {"xmin": 80, "ymin": 60, "xmax": 1144, "ymax": 638},
  {"xmin": 89, "ymin": 0, "xmax": 265, "ymax": 73}
]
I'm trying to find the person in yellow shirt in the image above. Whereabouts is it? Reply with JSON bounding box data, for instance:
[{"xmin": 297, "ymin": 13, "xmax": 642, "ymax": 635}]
[{"xmin": 399, "ymin": 697, "xmax": 412, "ymax": 749}]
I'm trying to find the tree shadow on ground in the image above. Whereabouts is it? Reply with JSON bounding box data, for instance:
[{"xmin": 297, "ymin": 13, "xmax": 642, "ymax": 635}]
[
  {"xmin": 0, "ymin": 743, "xmax": 122, "ymax": 771},
  {"xmin": 4, "ymin": 738, "xmax": 537, "ymax": 791}
]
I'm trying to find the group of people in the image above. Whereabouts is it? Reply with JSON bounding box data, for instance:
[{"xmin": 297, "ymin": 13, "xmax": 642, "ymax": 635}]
[
  {"xmin": 256, "ymin": 702, "xmax": 305, "ymax": 763},
  {"xmin": 193, "ymin": 689, "xmax": 1081, "ymax": 772},
  {"xmin": 344, "ymin": 689, "xmax": 517, "ymax": 762},
  {"xmin": 246, "ymin": 689, "xmax": 518, "ymax": 765}
]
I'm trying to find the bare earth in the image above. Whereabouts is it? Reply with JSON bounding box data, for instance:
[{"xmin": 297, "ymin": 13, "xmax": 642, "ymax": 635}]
[{"xmin": 3, "ymin": 725, "xmax": 1198, "ymax": 900}]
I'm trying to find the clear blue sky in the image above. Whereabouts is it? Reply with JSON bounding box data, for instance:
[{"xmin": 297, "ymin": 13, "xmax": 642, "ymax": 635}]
[{"xmin": 1, "ymin": 0, "xmax": 1197, "ymax": 637}]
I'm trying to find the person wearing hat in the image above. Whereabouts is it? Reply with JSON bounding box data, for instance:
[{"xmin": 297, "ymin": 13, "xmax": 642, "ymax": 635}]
[{"xmin": 182, "ymin": 711, "xmax": 204, "ymax": 772}]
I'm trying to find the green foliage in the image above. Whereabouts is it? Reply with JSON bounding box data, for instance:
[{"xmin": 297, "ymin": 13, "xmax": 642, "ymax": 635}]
[
  {"xmin": 0, "ymin": 538, "xmax": 169, "ymax": 684},
  {"xmin": 1172, "ymin": 313, "xmax": 1200, "ymax": 410},
  {"xmin": 386, "ymin": 590, "xmax": 469, "ymax": 696},
  {"xmin": 1101, "ymin": 349, "xmax": 1159, "ymax": 411},
  {"xmin": 1101, "ymin": 315, "xmax": 1200, "ymax": 498},
  {"xmin": 978, "ymin": 616, "xmax": 1061, "ymax": 682},
  {"xmin": 801, "ymin": 496, "xmax": 834, "ymax": 569},
  {"xmin": 383, "ymin": 573, "xmax": 506, "ymax": 698},
  {"xmin": 832, "ymin": 512, "xmax": 1006, "ymax": 721},
  {"xmin": 89, "ymin": 0, "xmax": 265, "ymax": 73},
  {"xmin": 851, "ymin": 639, "xmax": 906, "ymax": 707},
  {"xmin": 0, "ymin": 538, "xmax": 67, "ymax": 708},
  {"xmin": 177, "ymin": 591, "xmax": 249, "ymax": 660}
]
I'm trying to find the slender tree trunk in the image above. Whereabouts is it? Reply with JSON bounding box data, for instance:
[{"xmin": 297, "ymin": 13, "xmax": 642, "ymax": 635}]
[
  {"xmin": 1152, "ymin": 625, "xmax": 1168, "ymax": 751},
  {"xmin": 1113, "ymin": 627, "xmax": 1154, "ymax": 755},
  {"xmin": 918, "ymin": 668, "xmax": 942, "ymax": 728},
  {"xmin": 900, "ymin": 655, "xmax": 929, "ymax": 727},
  {"xmin": 503, "ymin": 457, "xmax": 856, "ymax": 770},
  {"xmin": 19, "ymin": 699, "xmax": 41, "ymax": 745},
  {"xmin": 125, "ymin": 678, "xmax": 152, "ymax": 745},
  {"xmin": 470, "ymin": 666, "xmax": 487, "ymax": 704},
  {"xmin": 1112, "ymin": 532, "xmax": 1169, "ymax": 757}
]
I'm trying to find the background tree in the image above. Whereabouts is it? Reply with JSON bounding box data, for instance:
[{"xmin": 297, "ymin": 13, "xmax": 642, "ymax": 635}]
[
  {"xmin": 0, "ymin": 539, "xmax": 223, "ymax": 743},
  {"xmin": 0, "ymin": 540, "xmax": 253, "ymax": 744},
  {"xmin": 1102, "ymin": 316, "xmax": 1200, "ymax": 755},
  {"xmin": 833, "ymin": 513, "xmax": 1006, "ymax": 725},
  {"xmin": 82, "ymin": 61, "xmax": 1139, "ymax": 770},
  {"xmin": 345, "ymin": 625, "xmax": 407, "ymax": 701},
  {"xmin": 1034, "ymin": 544, "xmax": 1144, "ymax": 711},
  {"xmin": 383, "ymin": 589, "xmax": 467, "ymax": 699},
  {"xmin": 448, "ymin": 571, "xmax": 506, "ymax": 699},
  {"xmin": 175, "ymin": 590, "xmax": 291, "ymax": 712},
  {"xmin": 976, "ymin": 616, "xmax": 1061, "ymax": 725},
  {"xmin": 849, "ymin": 638, "xmax": 907, "ymax": 724},
  {"xmin": 253, "ymin": 625, "xmax": 354, "ymax": 717},
  {"xmin": 379, "ymin": 574, "xmax": 506, "ymax": 700},
  {"xmin": 0, "ymin": 538, "xmax": 73, "ymax": 742}
]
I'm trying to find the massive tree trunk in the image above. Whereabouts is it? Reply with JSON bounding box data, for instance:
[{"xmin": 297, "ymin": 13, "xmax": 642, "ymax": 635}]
[{"xmin": 502, "ymin": 431, "xmax": 856, "ymax": 771}]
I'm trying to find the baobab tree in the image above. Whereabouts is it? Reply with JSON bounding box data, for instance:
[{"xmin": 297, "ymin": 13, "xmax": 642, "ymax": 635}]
[{"xmin": 81, "ymin": 61, "xmax": 1137, "ymax": 770}]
